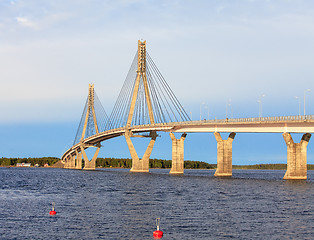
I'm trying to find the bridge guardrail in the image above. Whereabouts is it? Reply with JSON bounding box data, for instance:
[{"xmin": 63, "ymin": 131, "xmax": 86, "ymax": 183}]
[
  {"xmin": 117, "ymin": 115, "xmax": 314, "ymax": 130},
  {"xmin": 162, "ymin": 114, "xmax": 314, "ymax": 125},
  {"xmin": 212, "ymin": 114, "xmax": 314, "ymax": 123}
]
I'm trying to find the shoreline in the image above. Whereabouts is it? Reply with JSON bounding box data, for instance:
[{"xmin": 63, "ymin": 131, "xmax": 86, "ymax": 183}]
[{"xmin": 2, "ymin": 165, "xmax": 314, "ymax": 171}]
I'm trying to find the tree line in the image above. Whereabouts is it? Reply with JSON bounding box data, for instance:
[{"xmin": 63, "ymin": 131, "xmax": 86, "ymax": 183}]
[
  {"xmin": 0, "ymin": 157, "xmax": 215, "ymax": 169},
  {"xmin": 95, "ymin": 158, "xmax": 216, "ymax": 169},
  {"xmin": 0, "ymin": 157, "xmax": 60, "ymax": 166},
  {"xmin": 1, "ymin": 157, "xmax": 314, "ymax": 170},
  {"xmin": 234, "ymin": 164, "xmax": 314, "ymax": 170}
]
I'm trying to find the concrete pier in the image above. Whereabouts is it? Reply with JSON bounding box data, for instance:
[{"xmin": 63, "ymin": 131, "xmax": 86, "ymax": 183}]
[
  {"xmin": 69, "ymin": 155, "xmax": 76, "ymax": 169},
  {"xmin": 169, "ymin": 132, "xmax": 187, "ymax": 174},
  {"xmin": 126, "ymin": 131, "xmax": 157, "ymax": 173},
  {"xmin": 282, "ymin": 132, "xmax": 311, "ymax": 180},
  {"xmin": 64, "ymin": 155, "xmax": 75, "ymax": 169},
  {"xmin": 63, "ymin": 157, "xmax": 69, "ymax": 169},
  {"xmin": 214, "ymin": 132, "xmax": 236, "ymax": 177},
  {"xmin": 75, "ymin": 151, "xmax": 82, "ymax": 169}
]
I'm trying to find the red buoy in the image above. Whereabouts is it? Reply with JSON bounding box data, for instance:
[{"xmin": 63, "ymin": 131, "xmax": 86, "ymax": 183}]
[
  {"xmin": 153, "ymin": 218, "xmax": 163, "ymax": 239},
  {"xmin": 49, "ymin": 201, "xmax": 56, "ymax": 215},
  {"xmin": 153, "ymin": 230, "xmax": 163, "ymax": 239},
  {"xmin": 49, "ymin": 210, "xmax": 56, "ymax": 215}
]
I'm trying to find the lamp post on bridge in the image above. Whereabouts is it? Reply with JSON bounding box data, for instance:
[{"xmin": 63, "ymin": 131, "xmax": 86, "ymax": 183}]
[
  {"xmin": 295, "ymin": 96, "xmax": 301, "ymax": 116},
  {"xmin": 257, "ymin": 94, "xmax": 265, "ymax": 118},
  {"xmin": 304, "ymin": 89, "xmax": 311, "ymax": 116},
  {"xmin": 200, "ymin": 102, "xmax": 205, "ymax": 120},
  {"xmin": 226, "ymin": 99, "xmax": 232, "ymax": 119},
  {"xmin": 204, "ymin": 105, "xmax": 209, "ymax": 120}
]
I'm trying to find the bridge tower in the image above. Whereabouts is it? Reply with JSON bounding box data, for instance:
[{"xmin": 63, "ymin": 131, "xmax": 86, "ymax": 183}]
[
  {"xmin": 78, "ymin": 84, "xmax": 101, "ymax": 170},
  {"xmin": 108, "ymin": 40, "xmax": 190, "ymax": 173},
  {"xmin": 125, "ymin": 40, "xmax": 157, "ymax": 172}
]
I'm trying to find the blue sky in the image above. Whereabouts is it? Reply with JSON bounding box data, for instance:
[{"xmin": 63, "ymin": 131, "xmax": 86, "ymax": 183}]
[{"xmin": 1, "ymin": 0, "xmax": 314, "ymax": 164}]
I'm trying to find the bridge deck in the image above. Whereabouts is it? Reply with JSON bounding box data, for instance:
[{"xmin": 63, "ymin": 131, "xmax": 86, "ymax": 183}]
[{"xmin": 62, "ymin": 115, "xmax": 314, "ymax": 160}]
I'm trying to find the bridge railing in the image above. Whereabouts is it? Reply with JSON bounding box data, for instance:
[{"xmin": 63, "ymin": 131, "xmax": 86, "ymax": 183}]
[
  {"xmin": 207, "ymin": 114, "xmax": 314, "ymax": 123},
  {"xmin": 130, "ymin": 114, "xmax": 314, "ymax": 129}
]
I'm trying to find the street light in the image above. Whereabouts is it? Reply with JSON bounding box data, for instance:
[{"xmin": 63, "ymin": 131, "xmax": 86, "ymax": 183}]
[
  {"xmin": 204, "ymin": 105, "xmax": 210, "ymax": 120},
  {"xmin": 295, "ymin": 96, "xmax": 301, "ymax": 116},
  {"xmin": 257, "ymin": 94, "xmax": 266, "ymax": 118},
  {"xmin": 200, "ymin": 102, "xmax": 205, "ymax": 120},
  {"xmin": 226, "ymin": 99, "xmax": 231, "ymax": 118},
  {"xmin": 207, "ymin": 107, "xmax": 210, "ymax": 120},
  {"xmin": 304, "ymin": 89, "xmax": 311, "ymax": 116}
]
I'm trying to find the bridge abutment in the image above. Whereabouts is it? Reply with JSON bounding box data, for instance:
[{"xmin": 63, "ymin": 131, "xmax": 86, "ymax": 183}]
[
  {"xmin": 283, "ymin": 132, "xmax": 311, "ymax": 180},
  {"xmin": 126, "ymin": 131, "xmax": 157, "ymax": 173},
  {"xmin": 169, "ymin": 133, "xmax": 187, "ymax": 174},
  {"xmin": 214, "ymin": 132, "xmax": 236, "ymax": 177}
]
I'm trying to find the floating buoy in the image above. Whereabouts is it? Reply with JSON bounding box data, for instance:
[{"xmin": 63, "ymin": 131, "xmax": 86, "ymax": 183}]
[
  {"xmin": 153, "ymin": 218, "xmax": 163, "ymax": 239},
  {"xmin": 49, "ymin": 201, "xmax": 56, "ymax": 215}
]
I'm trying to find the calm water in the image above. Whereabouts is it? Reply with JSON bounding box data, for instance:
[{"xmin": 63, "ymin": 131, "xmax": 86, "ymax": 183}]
[{"xmin": 0, "ymin": 168, "xmax": 313, "ymax": 240}]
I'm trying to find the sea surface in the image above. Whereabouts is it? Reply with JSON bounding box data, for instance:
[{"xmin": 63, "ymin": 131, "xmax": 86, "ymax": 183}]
[{"xmin": 0, "ymin": 168, "xmax": 313, "ymax": 240}]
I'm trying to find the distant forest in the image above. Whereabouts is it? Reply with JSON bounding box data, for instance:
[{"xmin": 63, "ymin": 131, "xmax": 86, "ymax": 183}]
[
  {"xmin": 0, "ymin": 157, "xmax": 60, "ymax": 166},
  {"xmin": 1, "ymin": 157, "xmax": 314, "ymax": 170},
  {"xmin": 96, "ymin": 158, "xmax": 215, "ymax": 169}
]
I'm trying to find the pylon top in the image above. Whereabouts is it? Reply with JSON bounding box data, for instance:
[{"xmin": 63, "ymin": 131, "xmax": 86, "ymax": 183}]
[
  {"xmin": 88, "ymin": 84, "xmax": 95, "ymax": 107},
  {"xmin": 137, "ymin": 40, "xmax": 146, "ymax": 73},
  {"xmin": 81, "ymin": 83, "xmax": 99, "ymax": 141}
]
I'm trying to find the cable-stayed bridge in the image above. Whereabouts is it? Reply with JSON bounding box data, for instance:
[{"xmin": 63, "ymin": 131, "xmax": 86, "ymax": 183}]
[{"xmin": 62, "ymin": 40, "xmax": 314, "ymax": 180}]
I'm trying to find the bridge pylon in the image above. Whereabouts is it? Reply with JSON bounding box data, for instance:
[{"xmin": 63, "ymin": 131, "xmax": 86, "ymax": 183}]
[
  {"xmin": 64, "ymin": 84, "xmax": 105, "ymax": 170},
  {"xmin": 126, "ymin": 40, "xmax": 157, "ymax": 172},
  {"xmin": 126, "ymin": 40, "xmax": 155, "ymax": 127},
  {"xmin": 79, "ymin": 84, "xmax": 101, "ymax": 170}
]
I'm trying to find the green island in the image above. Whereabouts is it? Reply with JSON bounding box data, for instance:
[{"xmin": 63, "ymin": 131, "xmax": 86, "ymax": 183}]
[{"xmin": 1, "ymin": 157, "xmax": 314, "ymax": 170}]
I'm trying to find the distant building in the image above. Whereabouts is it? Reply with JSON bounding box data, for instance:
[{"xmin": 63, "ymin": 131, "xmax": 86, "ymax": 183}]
[
  {"xmin": 44, "ymin": 163, "xmax": 49, "ymax": 167},
  {"xmin": 16, "ymin": 163, "xmax": 31, "ymax": 167}
]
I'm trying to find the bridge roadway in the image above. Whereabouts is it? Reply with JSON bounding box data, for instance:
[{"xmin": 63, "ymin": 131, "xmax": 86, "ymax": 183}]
[{"xmin": 62, "ymin": 115, "xmax": 314, "ymax": 160}]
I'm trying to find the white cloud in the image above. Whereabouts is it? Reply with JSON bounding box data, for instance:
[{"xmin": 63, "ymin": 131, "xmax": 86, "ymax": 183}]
[
  {"xmin": 16, "ymin": 17, "xmax": 39, "ymax": 29},
  {"xmin": 15, "ymin": 12, "xmax": 73, "ymax": 31}
]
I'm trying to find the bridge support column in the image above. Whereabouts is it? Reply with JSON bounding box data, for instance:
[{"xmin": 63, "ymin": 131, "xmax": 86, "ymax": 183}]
[
  {"xmin": 169, "ymin": 133, "xmax": 187, "ymax": 174},
  {"xmin": 214, "ymin": 132, "xmax": 236, "ymax": 177},
  {"xmin": 75, "ymin": 150, "xmax": 82, "ymax": 169},
  {"xmin": 64, "ymin": 155, "xmax": 75, "ymax": 169},
  {"xmin": 68, "ymin": 155, "xmax": 76, "ymax": 169},
  {"xmin": 283, "ymin": 133, "xmax": 311, "ymax": 180},
  {"xmin": 64, "ymin": 156, "xmax": 70, "ymax": 169},
  {"xmin": 80, "ymin": 144, "xmax": 100, "ymax": 170},
  {"xmin": 126, "ymin": 131, "xmax": 157, "ymax": 173}
]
